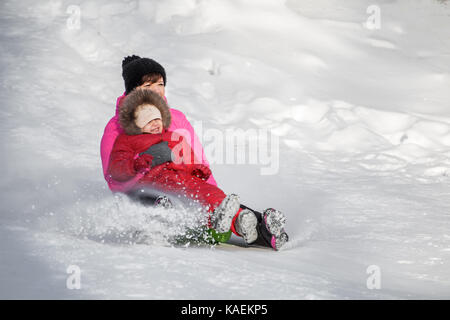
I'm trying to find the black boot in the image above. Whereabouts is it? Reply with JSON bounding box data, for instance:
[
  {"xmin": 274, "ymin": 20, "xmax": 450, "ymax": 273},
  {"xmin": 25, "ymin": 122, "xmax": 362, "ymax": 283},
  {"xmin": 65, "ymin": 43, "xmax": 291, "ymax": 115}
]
[{"xmin": 239, "ymin": 204, "xmax": 289, "ymax": 251}]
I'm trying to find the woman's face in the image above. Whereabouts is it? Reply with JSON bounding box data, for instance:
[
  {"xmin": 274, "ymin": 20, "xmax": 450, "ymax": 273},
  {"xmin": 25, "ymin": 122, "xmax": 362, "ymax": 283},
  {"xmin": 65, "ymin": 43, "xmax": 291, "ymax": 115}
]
[
  {"xmin": 138, "ymin": 76, "xmax": 165, "ymax": 98},
  {"xmin": 142, "ymin": 118, "xmax": 163, "ymax": 134}
]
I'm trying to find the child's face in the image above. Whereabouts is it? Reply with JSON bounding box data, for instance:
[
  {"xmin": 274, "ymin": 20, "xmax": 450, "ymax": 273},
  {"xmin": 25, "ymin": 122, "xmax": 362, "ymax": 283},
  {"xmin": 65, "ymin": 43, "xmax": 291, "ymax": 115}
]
[{"xmin": 142, "ymin": 119, "xmax": 163, "ymax": 134}]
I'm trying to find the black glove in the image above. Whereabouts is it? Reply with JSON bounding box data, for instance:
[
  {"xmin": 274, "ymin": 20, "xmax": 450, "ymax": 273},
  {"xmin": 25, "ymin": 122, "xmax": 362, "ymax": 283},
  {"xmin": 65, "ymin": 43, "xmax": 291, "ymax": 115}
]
[{"xmin": 140, "ymin": 141, "xmax": 173, "ymax": 168}]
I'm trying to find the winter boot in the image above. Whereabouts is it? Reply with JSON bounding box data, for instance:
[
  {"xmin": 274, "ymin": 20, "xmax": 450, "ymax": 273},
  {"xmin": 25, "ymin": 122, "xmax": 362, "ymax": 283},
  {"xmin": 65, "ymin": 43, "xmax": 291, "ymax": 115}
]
[
  {"xmin": 212, "ymin": 194, "xmax": 240, "ymax": 233},
  {"xmin": 250, "ymin": 208, "xmax": 289, "ymax": 251},
  {"xmin": 234, "ymin": 209, "xmax": 258, "ymax": 244},
  {"xmin": 263, "ymin": 208, "xmax": 286, "ymax": 237}
]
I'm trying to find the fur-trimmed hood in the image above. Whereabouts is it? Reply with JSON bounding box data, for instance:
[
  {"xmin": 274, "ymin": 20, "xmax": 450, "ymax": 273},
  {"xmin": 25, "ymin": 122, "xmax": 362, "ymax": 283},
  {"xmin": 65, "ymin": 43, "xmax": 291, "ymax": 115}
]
[{"xmin": 119, "ymin": 89, "xmax": 172, "ymax": 135}]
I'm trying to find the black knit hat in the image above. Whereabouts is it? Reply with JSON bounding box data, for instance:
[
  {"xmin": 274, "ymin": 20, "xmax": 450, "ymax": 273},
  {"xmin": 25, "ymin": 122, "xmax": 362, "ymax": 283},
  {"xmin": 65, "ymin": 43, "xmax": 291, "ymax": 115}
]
[{"xmin": 122, "ymin": 55, "xmax": 167, "ymax": 95}]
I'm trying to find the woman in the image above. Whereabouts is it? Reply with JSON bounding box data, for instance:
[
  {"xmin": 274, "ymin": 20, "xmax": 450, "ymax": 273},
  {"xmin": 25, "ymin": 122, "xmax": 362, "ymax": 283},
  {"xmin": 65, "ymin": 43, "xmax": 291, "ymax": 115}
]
[{"xmin": 100, "ymin": 55, "xmax": 288, "ymax": 250}]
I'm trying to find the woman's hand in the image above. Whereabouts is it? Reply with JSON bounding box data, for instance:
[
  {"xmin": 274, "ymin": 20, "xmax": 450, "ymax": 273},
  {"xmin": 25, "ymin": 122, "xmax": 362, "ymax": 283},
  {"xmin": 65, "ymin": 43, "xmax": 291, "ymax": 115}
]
[
  {"xmin": 189, "ymin": 164, "xmax": 211, "ymax": 181},
  {"xmin": 133, "ymin": 154, "xmax": 154, "ymax": 174},
  {"xmin": 165, "ymin": 163, "xmax": 211, "ymax": 180}
]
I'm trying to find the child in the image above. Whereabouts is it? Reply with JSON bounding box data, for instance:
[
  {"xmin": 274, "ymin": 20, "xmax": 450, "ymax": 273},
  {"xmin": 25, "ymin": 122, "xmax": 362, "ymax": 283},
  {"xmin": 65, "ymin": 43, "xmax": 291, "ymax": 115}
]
[{"xmin": 108, "ymin": 89, "xmax": 289, "ymax": 250}]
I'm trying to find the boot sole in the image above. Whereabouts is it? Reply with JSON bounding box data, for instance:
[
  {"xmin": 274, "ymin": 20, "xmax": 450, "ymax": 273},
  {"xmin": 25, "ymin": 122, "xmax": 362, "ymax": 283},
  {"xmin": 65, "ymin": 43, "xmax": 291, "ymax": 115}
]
[
  {"xmin": 263, "ymin": 208, "xmax": 286, "ymax": 237},
  {"xmin": 271, "ymin": 231, "xmax": 289, "ymax": 251},
  {"xmin": 237, "ymin": 209, "xmax": 258, "ymax": 244},
  {"xmin": 213, "ymin": 194, "xmax": 240, "ymax": 233}
]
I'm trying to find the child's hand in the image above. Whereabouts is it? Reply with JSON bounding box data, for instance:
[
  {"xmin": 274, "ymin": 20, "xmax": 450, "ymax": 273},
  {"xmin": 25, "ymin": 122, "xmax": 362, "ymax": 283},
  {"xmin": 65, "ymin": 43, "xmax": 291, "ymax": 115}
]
[{"xmin": 133, "ymin": 154, "xmax": 153, "ymax": 174}]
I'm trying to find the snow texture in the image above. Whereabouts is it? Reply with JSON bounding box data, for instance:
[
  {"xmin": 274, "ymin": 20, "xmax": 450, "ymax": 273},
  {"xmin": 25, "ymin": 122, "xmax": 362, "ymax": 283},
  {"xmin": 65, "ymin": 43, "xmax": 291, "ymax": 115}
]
[{"xmin": 1, "ymin": 0, "xmax": 449, "ymax": 299}]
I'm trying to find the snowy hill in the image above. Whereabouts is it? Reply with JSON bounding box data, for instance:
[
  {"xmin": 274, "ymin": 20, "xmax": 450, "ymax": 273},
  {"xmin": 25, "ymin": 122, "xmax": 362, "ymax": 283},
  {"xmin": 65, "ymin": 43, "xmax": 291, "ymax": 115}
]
[{"xmin": 1, "ymin": 0, "xmax": 449, "ymax": 299}]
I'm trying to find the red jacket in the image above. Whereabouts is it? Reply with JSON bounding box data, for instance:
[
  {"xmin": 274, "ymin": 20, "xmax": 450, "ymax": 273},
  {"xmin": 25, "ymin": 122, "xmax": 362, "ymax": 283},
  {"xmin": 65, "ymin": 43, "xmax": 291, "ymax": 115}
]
[{"xmin": 108, "ymin": 130, "xmax": 226, "ymax": 212}]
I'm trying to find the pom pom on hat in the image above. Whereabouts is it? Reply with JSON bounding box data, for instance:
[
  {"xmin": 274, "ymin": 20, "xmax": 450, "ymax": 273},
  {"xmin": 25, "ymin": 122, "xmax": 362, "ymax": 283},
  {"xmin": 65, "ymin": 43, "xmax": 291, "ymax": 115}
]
[{"xmin": 122, "ymin": 55, "xmax": 141, "ymax": 68}]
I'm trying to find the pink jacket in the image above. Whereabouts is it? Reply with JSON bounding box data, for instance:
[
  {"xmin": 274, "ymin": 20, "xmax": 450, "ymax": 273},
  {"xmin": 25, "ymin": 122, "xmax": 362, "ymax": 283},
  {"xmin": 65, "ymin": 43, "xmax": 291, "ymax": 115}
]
[{"xmin": 100, "ymin": 93, "xmax": 217, "ymax": 192}]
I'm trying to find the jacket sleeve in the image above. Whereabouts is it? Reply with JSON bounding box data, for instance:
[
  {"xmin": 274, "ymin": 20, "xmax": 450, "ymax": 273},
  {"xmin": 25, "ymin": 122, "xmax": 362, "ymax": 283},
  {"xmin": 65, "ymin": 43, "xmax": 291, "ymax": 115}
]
[
  {"xmin": 107, "ymin": 135, "xmax": 140, "ymax": 182},
  {"xmin": 100, "ymin": 116, "xmax": 121, "ymax": 180}
]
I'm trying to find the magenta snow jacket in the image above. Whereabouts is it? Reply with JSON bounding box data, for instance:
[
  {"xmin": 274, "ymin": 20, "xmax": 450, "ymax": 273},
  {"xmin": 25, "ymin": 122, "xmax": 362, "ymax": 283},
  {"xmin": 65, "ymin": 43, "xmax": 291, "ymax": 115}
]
[{"xmin": 100, "ymin": 93, "xmax": 217, "ymax": 192}]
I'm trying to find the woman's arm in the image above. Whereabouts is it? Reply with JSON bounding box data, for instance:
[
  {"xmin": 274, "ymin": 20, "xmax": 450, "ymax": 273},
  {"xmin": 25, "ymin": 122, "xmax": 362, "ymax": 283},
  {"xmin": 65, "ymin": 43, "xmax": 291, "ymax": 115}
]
[
  {"xmin": 100, "ymin": 116, "xmax": 121, "ymax": 179},
  {"xmin": 170, "ymin": 109, "xmax": 218, "ymax": 186}
]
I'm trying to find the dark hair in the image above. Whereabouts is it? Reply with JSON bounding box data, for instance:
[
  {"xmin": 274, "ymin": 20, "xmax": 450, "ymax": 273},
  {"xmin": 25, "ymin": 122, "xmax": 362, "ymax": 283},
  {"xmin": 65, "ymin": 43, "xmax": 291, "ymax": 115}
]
[{"xmin": 140, "ymin": 73, "xmax": 164, "ymax": 86}]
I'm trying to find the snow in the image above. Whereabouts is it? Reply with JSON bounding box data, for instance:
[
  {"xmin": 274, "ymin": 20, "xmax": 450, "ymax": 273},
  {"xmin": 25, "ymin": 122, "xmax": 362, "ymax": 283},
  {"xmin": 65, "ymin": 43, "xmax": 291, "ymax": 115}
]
[{"xmin": 1, "ymin": 0, "xmax": 450, "ymax": 299}]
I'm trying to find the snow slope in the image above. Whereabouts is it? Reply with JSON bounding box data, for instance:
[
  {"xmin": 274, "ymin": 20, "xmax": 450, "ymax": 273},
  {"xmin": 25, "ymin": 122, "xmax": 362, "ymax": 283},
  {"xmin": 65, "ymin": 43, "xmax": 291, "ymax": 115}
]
[{"xmin": 1, "ymin": 0, "xmax": 449, "ymax": 299}]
